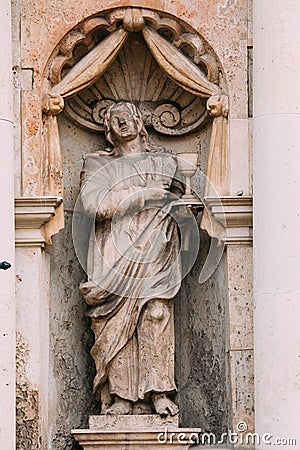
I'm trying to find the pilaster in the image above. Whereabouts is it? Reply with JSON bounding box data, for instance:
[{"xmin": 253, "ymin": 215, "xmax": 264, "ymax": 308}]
[
  {"xmin": 15, "ymin": 196, "xmax": 62, "ymax": 449},
  {"xmin": 206, "ymin": 196, "xmax": 254, "ymax": 436}
]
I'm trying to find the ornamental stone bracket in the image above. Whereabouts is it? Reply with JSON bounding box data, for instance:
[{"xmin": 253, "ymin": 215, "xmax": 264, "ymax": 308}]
[
  {"xmin": 15, "ymin": 197, "xmax": 63, "ymax": 247},
  {"xmin": 204, "ymin": 196, "xmax": 253, "ymax": 246}
]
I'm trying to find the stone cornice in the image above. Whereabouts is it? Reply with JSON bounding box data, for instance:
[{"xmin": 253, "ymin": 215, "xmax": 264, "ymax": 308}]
[
  {"xmin": 15, "ymin": 197, "xmax": 63, "ymax": 247},
  {"xmin": 204, "ymin": 196, "xmax": 253, "ymax": 246}
]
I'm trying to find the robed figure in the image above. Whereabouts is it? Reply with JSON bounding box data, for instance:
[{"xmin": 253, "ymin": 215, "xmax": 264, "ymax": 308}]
[{"xmin": 79, "ymin": 102, "xmax": 185, "ymax": 416}]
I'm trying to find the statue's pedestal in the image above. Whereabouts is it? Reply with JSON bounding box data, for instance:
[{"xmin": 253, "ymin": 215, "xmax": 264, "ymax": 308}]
[{"xmin": 72, "ymin": 415, "xmax": 201, "ymax": 449}]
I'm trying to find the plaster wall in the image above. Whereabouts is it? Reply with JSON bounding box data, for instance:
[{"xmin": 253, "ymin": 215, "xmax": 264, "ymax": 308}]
[
  {"xmin": 0, "ymin": 1, "xmax": 15, "ymax": 448},
  {"xmin": 253, "ymin": 1, "xmax": 300, "ymax": 444}
]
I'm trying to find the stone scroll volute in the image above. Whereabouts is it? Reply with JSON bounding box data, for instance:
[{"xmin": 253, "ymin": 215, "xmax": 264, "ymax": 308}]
[{"xmin": 42, "ymin": 6, "xmax": 229, "ymax": 237}]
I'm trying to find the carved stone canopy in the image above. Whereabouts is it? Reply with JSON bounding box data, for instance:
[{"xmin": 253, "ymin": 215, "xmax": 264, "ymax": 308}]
[
  {"xmin": 45, "ymin": 8, "xmax": 223, "ymax": 137},
  {"xmin": 42, "ymin": 7, "xmax": 229, "ymax": 238},
  {"xmin": 65, "ymin": 34, "xmax": 210, "ymax": 136}
]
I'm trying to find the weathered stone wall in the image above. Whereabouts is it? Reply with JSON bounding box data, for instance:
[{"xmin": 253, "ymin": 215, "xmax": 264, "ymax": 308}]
[
  {"xmin": 16, "ymin": 333, "xmax": 40, "ymax": 449},
  {"xmin": 49, "ymin": 215, "xmax": 97, "ymax": 450},
  {"xmin": 175, "ymin": 235, "xmax": 229, "ymax": 436}
]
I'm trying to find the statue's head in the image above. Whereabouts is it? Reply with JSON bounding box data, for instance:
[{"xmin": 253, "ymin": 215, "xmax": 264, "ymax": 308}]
[{"xmin": 104, "ymin": 102, "xmax": 149, "ymax": 149}]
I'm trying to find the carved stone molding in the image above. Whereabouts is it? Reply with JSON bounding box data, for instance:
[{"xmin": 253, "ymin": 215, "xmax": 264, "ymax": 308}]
[
  {"xmin": 15, "ymin": 197, "xmax": 63, "ymax": 247},
  {"xmin": 204, "ymin": 196, "xmax": 253, "ymax": 246},
  {"xmin": 73, "ymin": 428, "xmax": 202, "ymax": 450},
  {"xmin": 73, "ymin": 415, "xmax": 201, "ymax": 449}
]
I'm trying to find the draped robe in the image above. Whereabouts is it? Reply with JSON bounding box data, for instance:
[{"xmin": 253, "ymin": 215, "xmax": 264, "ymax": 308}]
[{"xmin": 79, "ymin": 150, "xmax": 183, "ymax": 402}]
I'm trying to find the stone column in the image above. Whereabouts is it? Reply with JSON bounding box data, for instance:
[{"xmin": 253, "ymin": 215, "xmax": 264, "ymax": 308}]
[
  {"xmin": 253, "ymin": 0, "xmax": 300, "ymax": 447},
  {"xmin": 0, "ymin": 1, "xmax": 16, "ymax": 448}
]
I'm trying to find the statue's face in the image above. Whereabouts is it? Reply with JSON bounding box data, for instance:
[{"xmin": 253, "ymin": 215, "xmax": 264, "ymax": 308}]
[{"xmin": 109, "ymin": 106, "xmax": 139, "ymax": 142}]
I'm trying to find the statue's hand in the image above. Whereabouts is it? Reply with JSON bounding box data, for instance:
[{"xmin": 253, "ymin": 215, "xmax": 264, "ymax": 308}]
[
  {"xmin": 144, "ymin": 184, "xmax": 169, "ymax": 204},
  {"xmin": 145, "ymin": 180, "xmax": 169, "ymax": 200},
  {"xmin": 146, "ymin": 180, "xmax": 170, "ymax": 190}
]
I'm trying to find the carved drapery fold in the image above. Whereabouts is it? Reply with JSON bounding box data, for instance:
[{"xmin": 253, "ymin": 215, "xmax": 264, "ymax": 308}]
[
  {"xmin": 205, "ymin": 94, "xmax": 229, "ymax": 195},
  {"xmin": 41, "ymin": 112, "xmax": 65, "ymax": 238},
  {"xmin": 142, "ymin": 26, "xmax": 219, "ymax": 97},
  {"xmin": 201, "ymin": 95, "xmax": 229, "ymax": 239},
  {"xmin": 42, "ymin": 27, "xmax": 128, "ymax": 192},
  {"xmin": 42, "ymin": 7, "xmax": 229, "ymax": 238},
  {"xmin": 52, "ymin": 28, "xmax": 128, "ymax": 98}
]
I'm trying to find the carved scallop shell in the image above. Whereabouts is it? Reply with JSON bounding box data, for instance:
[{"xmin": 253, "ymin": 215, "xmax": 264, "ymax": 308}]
[{"xmin": 65, "ymin": 33, "xmax": 210, "ymax": 136}]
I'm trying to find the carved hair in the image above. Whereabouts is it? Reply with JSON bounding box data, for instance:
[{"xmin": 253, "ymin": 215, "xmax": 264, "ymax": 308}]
[{"xmin": 103, "ymin": 102, "xmax": 162, "ymax": 154}]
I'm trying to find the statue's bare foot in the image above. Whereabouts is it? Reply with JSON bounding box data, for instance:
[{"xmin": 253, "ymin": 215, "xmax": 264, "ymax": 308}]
[
  {"xmin": 132, "ymin": 401, "xmax": 153, "ymax": 415},
  {"xmin": 105, "ymin": 397, "xmax": 132, "ymax": 415},
  {"xmin": 152, "ymin": 393, "xmax": 179, "ymax": 417}
]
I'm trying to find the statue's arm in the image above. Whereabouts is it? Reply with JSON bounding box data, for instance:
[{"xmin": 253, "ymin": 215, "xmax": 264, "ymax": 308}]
[
  {"xmin": 80, "ymin": 154, "xmax": 107, "ymax": 218},
  {"xmin": 80, "ymin": 154, "xmax": 146, "ymax": 220},
  {"xmin": 96, "ymin": 185, "xmax": 146, "ymax": 220}
]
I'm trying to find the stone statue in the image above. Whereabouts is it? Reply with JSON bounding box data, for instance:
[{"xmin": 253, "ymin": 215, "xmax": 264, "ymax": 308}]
[{"xmin": 79, "ymin": 102, "xmax": 185, "ymax": 417}]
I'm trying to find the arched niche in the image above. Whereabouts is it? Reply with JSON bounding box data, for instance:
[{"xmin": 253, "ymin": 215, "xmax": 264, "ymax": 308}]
[{"xmin": 45, "ymin": 6, "xmax": 230, "ymax": 446}]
